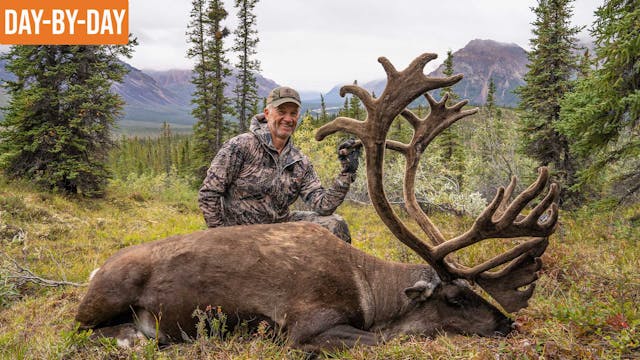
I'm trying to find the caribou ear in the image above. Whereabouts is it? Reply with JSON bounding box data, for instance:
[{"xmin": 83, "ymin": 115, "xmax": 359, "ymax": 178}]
[{"xmin": 404, "ymin": 280, "xmax": 437, "ymax": 302}]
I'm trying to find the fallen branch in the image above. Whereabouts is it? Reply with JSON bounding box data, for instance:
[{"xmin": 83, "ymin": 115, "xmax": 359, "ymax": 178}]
[{"xmin": 1, "ymin": 251, "xmax": 86, "ymax": 288}]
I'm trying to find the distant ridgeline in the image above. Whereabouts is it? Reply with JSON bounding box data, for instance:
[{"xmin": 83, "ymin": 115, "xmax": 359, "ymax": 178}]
[
  {"xmin": 316, "ymin": 40, "xmax": 529, "ymax": 112},
  {"xmin": 0, "ymin": 39, "xmax": 531, "ymax": 128}
]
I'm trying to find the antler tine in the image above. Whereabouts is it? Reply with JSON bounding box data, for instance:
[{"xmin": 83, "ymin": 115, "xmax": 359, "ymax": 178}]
[
  {"xmin": 400, "ymin": 109, "xmax": 422, "ymax": 129},
  {"xmin": 385, "ymin": 140, "xmax": 409, "ymax": 153},
  {"xmin": 378, "ymin": 56, "xmax": 401, "ymax": 79},
  {"xmin": 451, "ymin": 237, "xmax": 548, "ymax": 278},
  {"xmin": 377, "ymin": 53, "xmax": 438, "ymax": 80},
  {"xmin": 315, "ymin": 116, "xmax": 365, "ymax": 141},
  {"xmin": 435, "ymin": 167, "xmax": 558, "ymax": 257},
  {"xmin": 495, "ymin": 176, "xmax": 518, "ymax": 218},
  {"xmin": 395, "ymin": 94, "xmax": 478, "ymax": 246},
  {"xmin": 520, "ymin": 183, "xmax": 560, "ymax": 227},
  {"xmin": 497, "ymin": 167, "xmax": 550, "ymax": 227},
  {"xmin": 407, "ymin": 53, "xmax": 439, "ymax": 71},
  {"xmin": 340, "ymin": 84, "xmax": 376, "ymax": 114},
  {"xmin": 376, "ymin": 54, "xmax": 463, "ymax": 128},
  {"xmin": 475, "ymin": 237, "xmax": 549, "ymax": 312},
  {"xmin": 421, "ymin": 93, "xmax": 479, "ymax": 146},
  {"xmin": 336, "ymin": 139, "xmax": 408, "ymax": 154}
]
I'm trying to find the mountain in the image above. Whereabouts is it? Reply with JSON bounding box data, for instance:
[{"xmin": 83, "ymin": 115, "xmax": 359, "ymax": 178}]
[
  {"xmin": 429, "ymin": 39, "xmax": 528, "ymax": 106},
  {"xmin": 320, "ymin": 39, "xmax": 529, "ymax": 109},
  {"xmin": 0, "ymin": 57, "xmax": 279, "ymax": 128},
  {"xmin": 143, "ymin": 68, "xmax": 279, "ymax": 109},
  {"xmin": 110, "ymin": 63, "xmax": 194, "ymax": 128},
  {"xmin": 0, "ymin": 40, "xmax": 529, "ymax": 128},
  {"xmin": 117, "ymin": 66, "xmax": 279, "ymax": 127},
  {"xmin": 0, "ymin": 58, "xmax": 192, "ymax": 125},
  {"xmin": 143, "ymin": 69, "xmax": 193, "ymax": 106}
]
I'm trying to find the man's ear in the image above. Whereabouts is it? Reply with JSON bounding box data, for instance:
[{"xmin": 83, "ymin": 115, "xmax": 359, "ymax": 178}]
[{"xmin": 404, "ymin": 280, "xmax": 437, "ymax": 302}]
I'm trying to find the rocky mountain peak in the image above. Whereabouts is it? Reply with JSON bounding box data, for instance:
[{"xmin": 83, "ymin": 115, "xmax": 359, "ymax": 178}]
[
  {"xmin": 429, "ymin": 39, "xmax": 529, "ymax": 106},
  {"xmin": 321, "ymin": 39, "xmax": 529, "ymax": 108},
  {"xmin": 144, "ymin": 69, "xmax": 193, "ymax": 87}
]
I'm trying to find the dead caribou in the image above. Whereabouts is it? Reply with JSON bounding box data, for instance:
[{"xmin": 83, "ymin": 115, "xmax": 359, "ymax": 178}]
[{"xmin": 76, "ymin": 53, "xmax": 559, "ymax": 352}]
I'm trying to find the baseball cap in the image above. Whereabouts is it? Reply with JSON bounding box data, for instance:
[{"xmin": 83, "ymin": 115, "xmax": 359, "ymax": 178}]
[{"xmin": 266, "ymin": 86, "xmax": 301, "ymax": 108}]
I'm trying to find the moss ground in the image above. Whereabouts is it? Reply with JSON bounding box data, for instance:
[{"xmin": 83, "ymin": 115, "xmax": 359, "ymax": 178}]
[{"xmin": 0, "ymin": 178, "xmax": 638, "ymax": 359}]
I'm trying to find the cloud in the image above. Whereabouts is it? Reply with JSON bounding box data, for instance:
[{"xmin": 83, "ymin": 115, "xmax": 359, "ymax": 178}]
[{"xmin": 127, "ymin": 0, "xmax": 601, "ymax": 92}]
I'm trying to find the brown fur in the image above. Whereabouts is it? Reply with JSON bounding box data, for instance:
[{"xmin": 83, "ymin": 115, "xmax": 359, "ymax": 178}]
[{"xmin": 76, "ymin": 222, "xmax": 512, "ymax": 351}]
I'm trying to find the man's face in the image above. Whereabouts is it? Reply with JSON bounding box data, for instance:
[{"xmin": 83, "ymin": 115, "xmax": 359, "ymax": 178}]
[{"xmin": 265, "ymin": 102, "xmax": 300, "ymax": 142}]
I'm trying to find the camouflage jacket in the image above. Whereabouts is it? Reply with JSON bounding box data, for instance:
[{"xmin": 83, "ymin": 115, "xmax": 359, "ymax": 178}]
[{"xmin": 198, "ymin": 114, "xmax": 354, "ymax": 227}]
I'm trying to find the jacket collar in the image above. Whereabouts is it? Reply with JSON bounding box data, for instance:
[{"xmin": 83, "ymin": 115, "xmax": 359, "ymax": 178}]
[{"xmin": 250, "ymin": 114, "xmax": 304, "ymax": 166}]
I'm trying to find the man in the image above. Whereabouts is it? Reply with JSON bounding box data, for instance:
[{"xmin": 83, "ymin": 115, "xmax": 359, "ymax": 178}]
[{"xmin": 198, "ymin": 86, "xmax": 360, "ymax": 242}]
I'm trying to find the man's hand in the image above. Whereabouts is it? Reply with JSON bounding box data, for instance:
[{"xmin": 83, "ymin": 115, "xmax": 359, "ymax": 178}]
[{"xmin": 338, "ymin": 139, "xmax": 361, "ymax": 175}]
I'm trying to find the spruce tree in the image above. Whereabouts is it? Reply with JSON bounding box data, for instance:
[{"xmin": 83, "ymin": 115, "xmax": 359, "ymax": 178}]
[
  {"xmin": 319, "ymin": 93, "xmax": 328, "ymax": 124},
  {"xmin": 577, "ymin": 48, "xmax": 592, "ymax": 79},
  {"xmin": 485, "ymin": 78, "xmax": 504, "ymax": 135},
  {"xmin": 440, "ymin": 50, "xmax": 459, "ymax": 103},
  {"xmin": 486, "ymin": 78, "xmax": 497, "ymax": 118},
  {"xmin": 340, "ymin": 97, "xmax": 349, "ymax": 117},
  {"xmin": 187, "ymin": 0, "xmax": 215, "ymax": 162},
  {"xmin": 436, "ymin": 49, "xmax": 464, "ymax": 186},
  {"xmin": 0, "ymin": 43, "xmax": 135, "ymax": 197},
  {"xmin": 558, "ymin": 0, "xmax": 639, "ymax": 198},
  {"xmin": 187, "ymin": 0, "xmax": 232, "ymax": 176},
  {"xmin": 209, "ymin": 1, "xmax": 232, "ymax": 152},
  {"xmin": 161, "ymin": 121, "xmax": 173, "ymax": 176},
  {"xmin": 348, "ymin": 80, "xmax": 362, "ymax": 120},
  {"xmin": 250, "ymin": 96, "xmax": 261, "ymax": 122},
  {"xmin": 232, "ymin": 0, "xmax": 261, "ymax": 133},
  {"xmin": 516, "ymin": 0, "xmax": 581, "ymax": 203},
  {"xmin": 479, "ymin": 77, "xmax": 511, "ymax": 178}
]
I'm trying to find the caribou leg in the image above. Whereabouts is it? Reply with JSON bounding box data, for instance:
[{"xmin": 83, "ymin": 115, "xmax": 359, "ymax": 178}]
[
  {"xmin": 90, "ymin": 323, "xmax": 145, "ymax": 348},
  {"xmin": 287, "ymin": 308, "xmax": 380, "ymax": 351},
  {"xmin": 296, "ymin": 325, "xmax": 380, "ymax": 352}
]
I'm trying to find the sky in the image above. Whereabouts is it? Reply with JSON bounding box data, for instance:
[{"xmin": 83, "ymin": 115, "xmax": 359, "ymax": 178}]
[{"xmin": 129, "ymin": 0, "xmax": 603, "ymax": 92}]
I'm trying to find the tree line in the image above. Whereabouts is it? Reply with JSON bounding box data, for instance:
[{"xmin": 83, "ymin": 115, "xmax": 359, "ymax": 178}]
[
  {"xmin": 108, "ymin": 122, "xmax": 196, "ymax": 181},
  {"xmin": 0, "ymin": 0, "xmax": 263, "ymax": 196},
  {"xmin": 517, "ymin": 0, "xmax": 638, "ymax": 206},
  {"xmin": 0, "ymin": 0, "xmax": 637, "ymax": 209}
]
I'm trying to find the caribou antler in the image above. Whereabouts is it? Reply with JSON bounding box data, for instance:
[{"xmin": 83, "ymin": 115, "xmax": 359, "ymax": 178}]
[{"xmin": 316, "ymin": 53, "xmax": 559, "ymax": 313}]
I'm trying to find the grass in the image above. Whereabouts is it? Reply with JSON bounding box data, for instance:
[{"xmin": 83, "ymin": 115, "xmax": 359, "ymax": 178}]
[{"xmin": 0, "ymin": 175, "xmax": 638, "ymax": 359}]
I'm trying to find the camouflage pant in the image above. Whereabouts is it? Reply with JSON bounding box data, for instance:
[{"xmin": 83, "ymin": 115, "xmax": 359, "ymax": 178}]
[{"xmin": 287, "ymin": 211, "xmax": 352, "ymax": 243}]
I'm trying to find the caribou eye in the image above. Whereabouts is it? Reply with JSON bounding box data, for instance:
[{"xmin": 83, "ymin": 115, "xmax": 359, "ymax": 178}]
[{"xmin": 446, "ymin": 295, "xmax": 464, "ymax": 307}]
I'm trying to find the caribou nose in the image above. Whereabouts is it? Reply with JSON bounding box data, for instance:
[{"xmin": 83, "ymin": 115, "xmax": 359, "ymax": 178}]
[{"xmin": 494, "ymin": 316, "xmax": 515, "ymax": 336}]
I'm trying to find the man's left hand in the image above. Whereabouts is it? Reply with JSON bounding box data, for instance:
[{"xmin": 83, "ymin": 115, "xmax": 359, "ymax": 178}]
[{"xmin": 338, "ymin": 139, "xmax": 361, "ymax": 175}]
